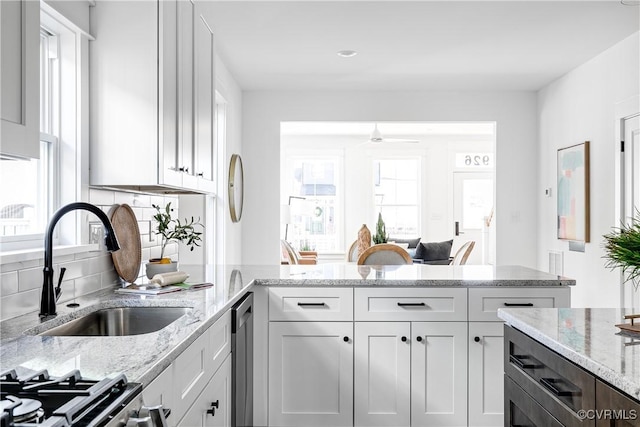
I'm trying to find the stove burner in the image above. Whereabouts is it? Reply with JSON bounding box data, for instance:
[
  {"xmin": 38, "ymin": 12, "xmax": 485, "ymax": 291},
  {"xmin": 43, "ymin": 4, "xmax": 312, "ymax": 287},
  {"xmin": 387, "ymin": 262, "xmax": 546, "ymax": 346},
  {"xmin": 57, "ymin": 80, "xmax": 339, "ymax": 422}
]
[
  {"xmin": 0, "ymin": 368, "xmax": 142, "ymax": 427},
  {"xmin": 0, "ymin": 398, "xmax": 44, "ymax": 423}
]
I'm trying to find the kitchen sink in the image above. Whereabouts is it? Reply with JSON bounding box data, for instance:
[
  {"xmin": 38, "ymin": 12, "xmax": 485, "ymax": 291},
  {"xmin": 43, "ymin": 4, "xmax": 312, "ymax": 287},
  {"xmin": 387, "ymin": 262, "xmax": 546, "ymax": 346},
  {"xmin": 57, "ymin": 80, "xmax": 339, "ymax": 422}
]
[{"xmin": 38, "ymin": 307, "xmax": 192, "ymax": 336}]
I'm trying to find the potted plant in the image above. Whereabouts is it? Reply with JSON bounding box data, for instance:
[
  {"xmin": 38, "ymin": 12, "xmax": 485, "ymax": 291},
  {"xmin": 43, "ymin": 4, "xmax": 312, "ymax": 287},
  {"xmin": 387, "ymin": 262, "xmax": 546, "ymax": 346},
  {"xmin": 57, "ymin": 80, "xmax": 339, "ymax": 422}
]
[
  {"xmin": 147, "ymin": 202, "xmax": 203, "ymax": 278},
  {"xmin": 603, "ymin": 210, "xmax": 640, "ymax": 289},
  {"xmin": 372, "ymin": 212, "xmax": 389, "ymax": 244}
]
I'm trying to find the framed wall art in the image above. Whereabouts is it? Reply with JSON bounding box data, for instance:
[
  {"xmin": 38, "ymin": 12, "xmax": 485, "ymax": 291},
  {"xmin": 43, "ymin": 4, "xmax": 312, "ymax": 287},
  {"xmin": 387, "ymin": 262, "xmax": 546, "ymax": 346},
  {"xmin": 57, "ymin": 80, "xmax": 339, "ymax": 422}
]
[{"xmin": 557, "ymin": 141, "xmax": 590, "ymax": 242}]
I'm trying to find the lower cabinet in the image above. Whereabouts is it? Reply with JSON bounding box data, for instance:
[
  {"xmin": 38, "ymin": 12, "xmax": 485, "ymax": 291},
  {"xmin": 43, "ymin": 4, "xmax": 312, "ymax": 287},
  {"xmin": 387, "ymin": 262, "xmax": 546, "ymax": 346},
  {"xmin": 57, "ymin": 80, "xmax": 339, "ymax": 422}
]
[
  {"xmin": 354, "ymin": 322, "xmax": 468, "ymax": 427},
  {"xmin": 268, "ymin": 321, "xmax": 354, "ymax": 427},
  {"xmin": 264, "ymin": 286, "xmax": 571, "ymax": 427},
  {"xmin": 468, "ymin": 322, "xmax": 504, "ymax": 427},
  {"xmin": 177, "ymin": 354, "xmax": 232, "ymax": 427}
]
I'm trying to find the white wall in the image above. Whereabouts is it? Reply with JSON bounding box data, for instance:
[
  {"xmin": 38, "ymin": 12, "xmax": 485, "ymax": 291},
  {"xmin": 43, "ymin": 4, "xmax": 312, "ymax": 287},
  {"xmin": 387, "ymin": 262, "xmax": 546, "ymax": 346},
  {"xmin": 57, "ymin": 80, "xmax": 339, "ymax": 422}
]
[
  {"xmin": 537, "ymin": 32, "xmax": 640, "ymax": 308},
  {"xmin": 242, "ymin": 91, "xmax": 537, "ymax": 265}
]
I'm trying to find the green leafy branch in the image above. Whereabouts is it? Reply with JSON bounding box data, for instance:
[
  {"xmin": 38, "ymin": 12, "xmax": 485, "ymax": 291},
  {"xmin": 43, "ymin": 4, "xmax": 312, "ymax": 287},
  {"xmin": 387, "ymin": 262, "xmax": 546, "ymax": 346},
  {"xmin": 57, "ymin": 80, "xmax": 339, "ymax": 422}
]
[
  {"xmin": 603, "ymin": 209, "xmax": 640, "ymax": 287},
  {"xmin": 152, "ymin": 202, "xmax": 203, "ymax": 259}
]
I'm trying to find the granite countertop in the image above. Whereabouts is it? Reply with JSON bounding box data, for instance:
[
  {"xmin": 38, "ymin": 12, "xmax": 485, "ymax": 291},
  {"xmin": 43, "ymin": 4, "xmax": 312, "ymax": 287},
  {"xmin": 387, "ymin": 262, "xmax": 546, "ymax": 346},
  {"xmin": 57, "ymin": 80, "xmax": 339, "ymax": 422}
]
[
  {"xmin": 498, "ymin": 307, "xmax": 640, "ymax": 401},
  {"xmin": 0, "ymin": 264, "xmax": 573, "ymax": 387}
]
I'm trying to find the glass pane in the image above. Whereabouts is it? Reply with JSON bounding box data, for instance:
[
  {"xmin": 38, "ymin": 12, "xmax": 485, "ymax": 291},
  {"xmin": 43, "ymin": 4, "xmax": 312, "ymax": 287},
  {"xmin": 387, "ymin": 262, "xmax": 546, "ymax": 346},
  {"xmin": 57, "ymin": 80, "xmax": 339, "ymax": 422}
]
[
  {"xmin": 462, "ymin": 179, "xmax": 493, "ymax": 229},
  {"xmin": 374, "ymin": 158, "xmax": 420, "ymax": 237},
  {"xmin": 287, "ymin": 158, "xmax": 339, "ymax": 252},
  {"xmin": 379, "ymin": 206, "xmax": 419, "ymax": 237},
  {"xmin": 0, "ymin": 149, "xmax": 46, "ymax": 236}
]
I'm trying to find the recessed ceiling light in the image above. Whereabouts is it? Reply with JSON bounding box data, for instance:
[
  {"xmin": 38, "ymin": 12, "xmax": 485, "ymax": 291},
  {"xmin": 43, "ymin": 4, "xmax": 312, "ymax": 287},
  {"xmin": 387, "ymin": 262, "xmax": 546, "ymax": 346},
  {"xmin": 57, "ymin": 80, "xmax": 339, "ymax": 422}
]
[{"xmin": 337, "ymin": 50, "xmax": 357, "ymax": 58}]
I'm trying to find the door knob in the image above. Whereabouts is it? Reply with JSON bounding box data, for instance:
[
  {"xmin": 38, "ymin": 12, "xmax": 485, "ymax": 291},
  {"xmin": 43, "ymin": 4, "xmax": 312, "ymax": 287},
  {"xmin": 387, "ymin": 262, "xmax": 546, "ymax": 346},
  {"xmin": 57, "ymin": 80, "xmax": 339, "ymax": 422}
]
[{"xmin": 416, "ymin": 336, "xmax": 423, "ymax": 342}]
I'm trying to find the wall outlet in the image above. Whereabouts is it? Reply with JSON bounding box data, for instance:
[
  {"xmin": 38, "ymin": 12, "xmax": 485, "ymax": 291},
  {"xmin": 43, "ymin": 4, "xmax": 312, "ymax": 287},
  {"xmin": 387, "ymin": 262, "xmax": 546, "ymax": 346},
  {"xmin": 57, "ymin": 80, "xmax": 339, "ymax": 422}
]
[{"xmin": 89, "ymin": 222, "xmax": 104, "ymax": 248}]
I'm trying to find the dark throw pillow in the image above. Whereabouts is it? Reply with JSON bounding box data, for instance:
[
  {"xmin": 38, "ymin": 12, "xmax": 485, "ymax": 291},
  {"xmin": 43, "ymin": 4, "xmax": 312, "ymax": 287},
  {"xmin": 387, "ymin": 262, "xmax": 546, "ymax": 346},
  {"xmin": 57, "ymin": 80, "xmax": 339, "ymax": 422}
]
[
  {"xmin": 388, "ymin": 237, "xmax": 421, "ymax": 249},
  {"xmin": 414, "ymin": 240, "xmax": 453, "ymax": 261}
]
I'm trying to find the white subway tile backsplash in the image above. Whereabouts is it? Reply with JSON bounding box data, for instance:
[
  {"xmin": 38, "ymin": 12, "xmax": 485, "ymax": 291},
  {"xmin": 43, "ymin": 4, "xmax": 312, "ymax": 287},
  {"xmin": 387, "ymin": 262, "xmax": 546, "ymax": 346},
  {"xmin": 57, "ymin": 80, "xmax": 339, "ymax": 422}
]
[
  {"xmin": 114, "ymin": 192, "xmax": 136, "ymax": 206},
  {"xmin": 18, "ymin": 267, "xmax": 44, "ymax": 292},
  {"xmin": 1, "ymin": 259, "xmax": 41, "ymax": 272},
  {"xmin": 89, "ymin": 188, "xmax": 115, "ymax": 205},
  {"xmin": 1, "ymin": 271, "xmax": 18, "ymax": 296},
  {"xmin": 54, "ymin": 254, "xmax": 76, "ymax": 264},
  {"xmin": 131, "ymin": 194, "xmax": 151, "ymax": 207},
  {"xmin": 57, "ymin": 259, "xmax": 92, "ymax": 281},
  {"xmin": 75, "ymin": 274, "xmax": 102, "ymax": 296},
  {"xmin": 89, "ymin": 255, "xmax": 115, "ymax": 275},
  {"xmin": 101, "ymin": 270, "xmax": 120, "ymax": 288},
  {"xmin": 1, "ymin": 289, "xmax": 40, "ymax": 321},
  {"xmin": 58, "ymin": 279, "xmax": 76, "ymax": 303}
]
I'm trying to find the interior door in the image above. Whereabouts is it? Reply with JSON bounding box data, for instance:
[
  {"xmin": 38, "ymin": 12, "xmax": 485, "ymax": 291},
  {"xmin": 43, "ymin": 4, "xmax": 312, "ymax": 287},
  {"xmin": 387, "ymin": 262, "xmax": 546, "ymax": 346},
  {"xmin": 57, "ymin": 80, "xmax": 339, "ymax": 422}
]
[
  {"xmin": 453, "ymin": 172, "xmax": 494, "ymax": 264},
  {"xmin": 622, "ymin": 115, "xmax": 640, "ymax": 309}
]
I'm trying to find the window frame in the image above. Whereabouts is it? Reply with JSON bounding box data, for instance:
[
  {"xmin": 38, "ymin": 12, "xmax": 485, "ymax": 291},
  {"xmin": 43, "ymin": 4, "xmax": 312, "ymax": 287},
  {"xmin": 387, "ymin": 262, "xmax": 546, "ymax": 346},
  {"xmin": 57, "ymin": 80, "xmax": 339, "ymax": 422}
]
[{"xmin": 372, "ymin": 156, "xmax": 422, "ymax": 238}]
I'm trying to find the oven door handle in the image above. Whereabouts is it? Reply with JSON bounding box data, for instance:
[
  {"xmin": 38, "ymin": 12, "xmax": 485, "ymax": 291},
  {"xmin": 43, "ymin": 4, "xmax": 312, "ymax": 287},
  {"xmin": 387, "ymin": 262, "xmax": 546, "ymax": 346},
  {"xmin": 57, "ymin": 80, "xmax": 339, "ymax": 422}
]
[{"xmin": 139, "ymin": 405, "xmax": 169, "ymax": 427}]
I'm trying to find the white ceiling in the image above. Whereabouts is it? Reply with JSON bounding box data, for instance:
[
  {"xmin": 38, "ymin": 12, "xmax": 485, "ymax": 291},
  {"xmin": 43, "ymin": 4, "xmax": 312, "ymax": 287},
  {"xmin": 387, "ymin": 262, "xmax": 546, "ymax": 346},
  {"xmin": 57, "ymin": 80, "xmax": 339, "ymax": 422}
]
[{"xmin": 208, "ymin": 1, "xmax": 639, "ymax": 91}]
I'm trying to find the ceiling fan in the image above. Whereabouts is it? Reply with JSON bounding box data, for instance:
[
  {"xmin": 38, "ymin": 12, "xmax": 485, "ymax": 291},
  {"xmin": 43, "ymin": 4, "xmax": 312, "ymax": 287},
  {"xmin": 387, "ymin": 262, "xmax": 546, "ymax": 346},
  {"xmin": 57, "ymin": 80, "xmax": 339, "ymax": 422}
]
[{"xmin": 363, "ymin": 123, "xmax": 419, "ymax": 144}]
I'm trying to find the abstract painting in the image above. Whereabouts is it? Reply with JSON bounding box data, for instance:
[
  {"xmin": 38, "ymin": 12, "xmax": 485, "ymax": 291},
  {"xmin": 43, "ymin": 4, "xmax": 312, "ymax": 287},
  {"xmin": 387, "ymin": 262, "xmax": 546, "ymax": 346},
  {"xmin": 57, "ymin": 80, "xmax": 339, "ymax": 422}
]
[{"xmin": 557, "ymin": 141, "xmax": 590, "ymax": 242}]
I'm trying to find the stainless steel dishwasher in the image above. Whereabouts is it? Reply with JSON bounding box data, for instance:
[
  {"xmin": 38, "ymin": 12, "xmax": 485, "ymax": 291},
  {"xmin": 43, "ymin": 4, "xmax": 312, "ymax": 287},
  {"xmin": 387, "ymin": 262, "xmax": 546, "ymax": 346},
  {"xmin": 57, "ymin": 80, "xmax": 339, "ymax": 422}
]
[{"xmin": 231, "ymin": 292, "xmax": 253, "ymax": 427}]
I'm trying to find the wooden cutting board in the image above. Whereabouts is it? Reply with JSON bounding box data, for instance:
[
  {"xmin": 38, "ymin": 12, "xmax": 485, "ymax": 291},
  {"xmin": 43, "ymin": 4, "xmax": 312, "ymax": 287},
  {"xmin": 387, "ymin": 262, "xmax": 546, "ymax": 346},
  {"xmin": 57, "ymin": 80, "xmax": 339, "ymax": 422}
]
[{"xmin": 110, "ymin": 204, "xmax": 142, "ymax": 283}]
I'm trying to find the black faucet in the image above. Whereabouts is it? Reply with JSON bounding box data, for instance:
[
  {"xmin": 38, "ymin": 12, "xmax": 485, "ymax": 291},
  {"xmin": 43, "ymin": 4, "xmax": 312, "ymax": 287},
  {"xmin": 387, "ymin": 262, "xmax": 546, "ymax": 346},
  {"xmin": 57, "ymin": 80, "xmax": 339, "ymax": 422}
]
[{"xmin": 40, "ymin": 202, "xmax": 120, "ymax": 318}]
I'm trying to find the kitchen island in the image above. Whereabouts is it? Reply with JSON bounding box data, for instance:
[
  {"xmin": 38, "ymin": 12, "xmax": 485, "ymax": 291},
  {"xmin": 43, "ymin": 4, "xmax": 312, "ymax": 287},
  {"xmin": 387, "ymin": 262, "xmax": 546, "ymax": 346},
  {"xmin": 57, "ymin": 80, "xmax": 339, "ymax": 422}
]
[
  {"xmin": 0, "ymin": 264, "xmax": 573, "ymax": 427},
  {"xmin": 499, "ymin": 307, "xmax": 640, "ymax": 426}
]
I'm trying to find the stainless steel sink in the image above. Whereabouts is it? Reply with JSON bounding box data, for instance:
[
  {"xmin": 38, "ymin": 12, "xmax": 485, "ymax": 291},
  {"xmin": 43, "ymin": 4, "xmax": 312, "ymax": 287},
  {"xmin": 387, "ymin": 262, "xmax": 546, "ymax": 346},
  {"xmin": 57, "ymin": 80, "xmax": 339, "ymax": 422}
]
[{"xmin": 39, "ymin": 307, "xmax": 192, "ymax": 336}]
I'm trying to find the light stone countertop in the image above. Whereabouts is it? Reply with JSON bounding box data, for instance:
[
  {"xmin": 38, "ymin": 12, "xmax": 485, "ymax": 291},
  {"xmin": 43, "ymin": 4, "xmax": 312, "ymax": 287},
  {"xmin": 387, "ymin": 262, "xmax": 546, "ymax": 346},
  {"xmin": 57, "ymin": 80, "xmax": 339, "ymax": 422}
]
[
  {"xmin": 0, "ymin": 264, "xmax": 573, "ymax": 387},
  {"xmin": 498, "ymin": 307, "xmax": 640, "ymax": 402}
]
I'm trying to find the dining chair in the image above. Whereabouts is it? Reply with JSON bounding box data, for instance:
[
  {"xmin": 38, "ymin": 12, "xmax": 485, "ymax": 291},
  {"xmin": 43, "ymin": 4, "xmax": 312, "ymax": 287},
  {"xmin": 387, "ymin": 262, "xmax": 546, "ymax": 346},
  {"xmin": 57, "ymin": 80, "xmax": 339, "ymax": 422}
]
[
  {"xmin": 451, "ymin": 241, "xmax": 475, "ymax": 265},
  {"xmin": 346, "ymin": 240, "xmax": 360, "ymax": 262},
  {"xmin": 281, "ymin": 240, "xmax": 318, "ymax": 265},
  {"xmin": 357, "ymin": 243, "xmax": 413, "ymax": 265}
]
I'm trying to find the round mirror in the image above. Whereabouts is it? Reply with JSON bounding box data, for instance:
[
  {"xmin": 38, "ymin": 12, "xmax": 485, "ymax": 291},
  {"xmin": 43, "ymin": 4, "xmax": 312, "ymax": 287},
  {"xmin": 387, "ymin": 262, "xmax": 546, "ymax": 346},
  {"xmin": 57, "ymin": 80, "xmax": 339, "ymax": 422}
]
[{"xmin": 228, "ymin": 154, "xmax": 244, "ymax": 222}]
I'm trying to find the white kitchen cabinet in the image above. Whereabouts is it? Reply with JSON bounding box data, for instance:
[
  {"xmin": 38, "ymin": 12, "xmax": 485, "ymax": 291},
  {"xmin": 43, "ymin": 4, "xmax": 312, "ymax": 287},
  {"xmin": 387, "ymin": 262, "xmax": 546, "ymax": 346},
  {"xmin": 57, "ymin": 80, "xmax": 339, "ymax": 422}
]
[
  {"xmin": 142, "ymin": 366, "xmax": 175, "ymax": 417},
  {"xmin": 354, "ymin": 322, "xmax": 411, "ymax": 427},
  {"xmin": 412, "ymin": 321, "xmax": 468, "ymax": 427},
  {"xmin": 0, "ymin": 0, "xmax": 39, "ymax": 158},
  {"xmin": 268, "ymin": 321, "xmax": 353, "ymax": 427},
  {"xmin": 89, "ymin": 0, "xmax": 215, "ymax": 193},
  {"xmin": 177, "ymin": 354, "xmax": 232, "ymax": 427},
  {"xmin": 468, "ymin": 322, "xmax": 504, "ymax": 427},
  {"xmin": 467, "ymin": 287, "xmax": 570, "ymax": 427}
]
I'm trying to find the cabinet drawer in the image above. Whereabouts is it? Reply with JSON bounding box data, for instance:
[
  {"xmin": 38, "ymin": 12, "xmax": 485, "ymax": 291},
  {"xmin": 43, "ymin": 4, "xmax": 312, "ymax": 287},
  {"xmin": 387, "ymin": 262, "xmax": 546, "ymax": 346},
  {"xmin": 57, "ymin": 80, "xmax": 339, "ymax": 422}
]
[
  {"xmin": 505, "ymin": 325, "xmax": 595, "ymax": 426},
  {"xmin": 269, "ymin": 287, "xmax": 353, "ymax": 321},
  {"xmin": 354, "ymin": 288, "xmax": 467, "ymax": 321},
  {"xmin": 208, "ymin": 310, "xmax": 231, "ymax": 376},
  {"xmin": 470, "ymin": 287, "xmax": 570, "ymax": 321}
]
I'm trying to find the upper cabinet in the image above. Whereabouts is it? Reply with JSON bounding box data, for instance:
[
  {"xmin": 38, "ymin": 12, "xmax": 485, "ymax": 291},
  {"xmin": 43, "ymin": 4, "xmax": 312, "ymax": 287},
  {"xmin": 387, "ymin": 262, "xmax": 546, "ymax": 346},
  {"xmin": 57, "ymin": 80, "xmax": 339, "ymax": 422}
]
[
  {"xmin": 89, "ymin": 0, "xmax": 215, "ymax": 194},
  {"xmin": 1, "ymin": 0, "xmax": 40, "ymax": 159}
]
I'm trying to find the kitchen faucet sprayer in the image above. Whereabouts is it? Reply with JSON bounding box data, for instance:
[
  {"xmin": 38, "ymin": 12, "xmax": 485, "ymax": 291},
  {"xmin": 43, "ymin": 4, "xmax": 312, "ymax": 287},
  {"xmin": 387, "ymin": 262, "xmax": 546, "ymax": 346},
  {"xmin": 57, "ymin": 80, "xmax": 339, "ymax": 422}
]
[{"xmin": 40, "ymin": 202, "xmax": 120, "ymax": 318}]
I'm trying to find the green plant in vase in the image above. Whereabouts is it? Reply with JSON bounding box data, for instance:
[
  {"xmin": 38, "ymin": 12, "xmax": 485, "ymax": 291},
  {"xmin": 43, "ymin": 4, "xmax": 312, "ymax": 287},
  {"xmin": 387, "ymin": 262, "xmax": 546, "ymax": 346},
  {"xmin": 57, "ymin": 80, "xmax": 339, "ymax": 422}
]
[
  {"xmin": 151, "ymin": 202, "xmax": 204, "ymax": 263},
  {"xmin": 372, "ymin": 212, "xmax": 389, "ymax": 244},
  {"xmin": 603, "ymin": 209, "xmax": 640, "ymax": 289}
]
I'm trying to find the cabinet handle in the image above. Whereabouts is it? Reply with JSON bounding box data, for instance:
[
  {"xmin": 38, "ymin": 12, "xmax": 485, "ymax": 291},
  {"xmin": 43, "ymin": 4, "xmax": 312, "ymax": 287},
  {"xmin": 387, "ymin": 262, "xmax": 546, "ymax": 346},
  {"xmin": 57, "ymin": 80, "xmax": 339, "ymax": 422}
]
[
  {"xmin": 178, "ymin": 166, "xmax": 189, "ymax": 173},
  {"xmin": 474, "ymin": 336, "xmax": 480, "ymax": 343},
  {"xmin": 503, "ymin": 302, "xmax": 534, "ymax": 307},
  {"xmin": 401, "ymin": 336, "xmax": 407, "ymax": 342},
  {"xmin": 197, "ymin": 172, "xmax": 204, "ymax": 177},
  {"xmin": 206, "ymin": 400, "xmax": 219, "ymax": 416},
  {"xmin": 416, "ymin": 336, "xmax": 423, "ymax": 342},
  {"xmin": 397, "ymin": 302, "xmax": 426, "ymax": 307},
  {"xmin": 297, "ymin": 302, "xmax": 326, "ymax": 307},
  {"xmin": 540, "ymin": 378, "xmax": 574, "ymax": 397},
  {"xmin": 509, "ymin": 354, "xmax": 539, "ymax": 369},
  {"xmin": 343, "ymin": 336, "xmax": 349, "ymax": 342}
]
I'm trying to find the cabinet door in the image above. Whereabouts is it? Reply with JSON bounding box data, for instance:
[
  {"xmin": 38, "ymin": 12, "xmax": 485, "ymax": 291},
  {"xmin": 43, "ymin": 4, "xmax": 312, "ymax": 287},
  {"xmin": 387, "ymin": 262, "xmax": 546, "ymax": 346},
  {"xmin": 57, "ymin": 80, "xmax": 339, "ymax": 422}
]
[
  {"xmin": 469, "ymin": 322, "xmax": 504, "ymax": 427},
  {"xmin": 177, "ymin": 0, "xmax": 196, "ymax": 189},
  {"xmin": 269, "ymin": 322, "xmax": 353, "ymax": 427},
  {"xmin": 595, "ymin": 379, "xmax": 640, "ymax": 427},
  {"xmin": 412, "ymin": 321, "xmax": 468, "ymax": 427},
  {"xmin": 0, "ymin": 0, "xmax": 39, "ymax": 158},
  {"xmin": 178, "ymin": 354, "xmax": 232, "ymax": 427},
  {"xmin": 142, "ymin": 366, "xmax": 174, "ymax": 418},
  {"xmin": 194, "ymin": 8, "xmax": 215, "ymax": 192},
  {"xmin": 355, "ymin": 322, "xmax": 411, "ymax": 427}
]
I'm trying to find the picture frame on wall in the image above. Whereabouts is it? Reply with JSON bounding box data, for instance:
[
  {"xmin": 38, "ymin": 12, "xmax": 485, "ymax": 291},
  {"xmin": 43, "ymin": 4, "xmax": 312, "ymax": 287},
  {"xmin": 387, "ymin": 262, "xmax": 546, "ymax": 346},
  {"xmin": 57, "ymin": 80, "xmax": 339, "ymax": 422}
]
[{"xmin": 557, "ymin": 141, "xmax": 590, "ymax": 243}]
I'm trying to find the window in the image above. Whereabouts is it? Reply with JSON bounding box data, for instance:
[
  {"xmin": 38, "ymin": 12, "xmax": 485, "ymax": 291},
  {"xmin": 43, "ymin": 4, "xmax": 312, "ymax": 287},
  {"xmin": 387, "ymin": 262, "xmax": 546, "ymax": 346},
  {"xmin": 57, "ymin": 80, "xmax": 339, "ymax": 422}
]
[
  {"xmin": 284, "ymin": 157, "xmax": 342, "ymax": 252},
  {"xmin": 0, "ymin": 30, "xmax": 58, "ymax": 243},
  {"xmin": 373, "ymin": 158, "xmax": 420, "ymax": 238}
]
